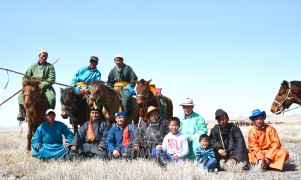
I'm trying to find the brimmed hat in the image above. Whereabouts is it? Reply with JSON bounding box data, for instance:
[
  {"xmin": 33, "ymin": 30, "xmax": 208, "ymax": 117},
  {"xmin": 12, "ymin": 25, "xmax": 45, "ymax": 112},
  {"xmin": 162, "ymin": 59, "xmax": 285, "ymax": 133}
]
[
  {"xmin": 90, "ymin": 56, "xmax": 99, "ymax": 63},
  {"xmin": 45, "ymin": 109, "xmax": 55, "ymax": 115},
  {"xmin": 38, "ymin": 49, "xmax": 48, "ymax": 56},
  {"xmin": 115, "ymin": 111, "xmax": 126, "ymax": 117},
  {"xmin": 145, "ymin": 106, "xmax": 160, "ymax": 117},
  {"xmin": 179, "ymin": 98, "xmax": 195, "ymax": 106},
  {"xmin": 249, "ymin": 109, "xmax": 266, "ymax": 121},
  {"xmin": 215, "ymin": 109, "xmax": 228, "ymax": 119},
  {"xmin": 114, "ymin": 54, "xmax": 123, "ymax": 60}
]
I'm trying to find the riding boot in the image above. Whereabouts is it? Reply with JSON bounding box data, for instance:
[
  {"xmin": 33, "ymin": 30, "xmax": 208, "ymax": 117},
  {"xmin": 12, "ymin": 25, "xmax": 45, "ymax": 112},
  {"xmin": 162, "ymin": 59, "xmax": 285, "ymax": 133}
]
[
  {"xmin": 158, "ymin": 156, "xmax": 168, "ymax": 167},
  {"xmin": 17, "ymin": 104, "xmax": 25, "ymax": 121}
]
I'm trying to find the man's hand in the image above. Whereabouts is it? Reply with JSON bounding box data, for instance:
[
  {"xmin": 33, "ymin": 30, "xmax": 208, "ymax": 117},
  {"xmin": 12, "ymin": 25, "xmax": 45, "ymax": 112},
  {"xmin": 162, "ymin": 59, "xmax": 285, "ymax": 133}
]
[
  {"xmin": 36, "ymin": 145, "xmax": 42, "ymax": 150},
  {"xmin": 218, "ymin": 149, "xmax": 227, "ymax": 157},
  {"xmin": 133, "ymin": 145, "xmax": 140, "ymax": 151},
  {"xmin": 97, "ymin": 147, "xmax": 105, "ymax": 151},
  {"xmin": 264, "ymin": 157, "xmax": 271, "ymax": 166},
  {"xmin": 113, "ymin": 150, "xmax": 120, "ymax": 158},
  {"xmin": 63, "ymin": 142, "xmax": 70, "ymax": 147},
  {"xmin": 71, "ymin": 145, "xmax": 76, "ymax": 151}
]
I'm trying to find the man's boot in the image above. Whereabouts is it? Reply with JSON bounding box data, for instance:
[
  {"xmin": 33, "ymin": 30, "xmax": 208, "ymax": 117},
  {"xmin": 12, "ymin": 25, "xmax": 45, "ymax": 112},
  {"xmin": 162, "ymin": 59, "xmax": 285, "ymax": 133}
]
[
  {"xmin": 17, "ymin": 104, "xmax": 25, "ymax": 121},
  {"xmin": 158, "ymin": 156, "xmax": 168, "ymax": 167}
]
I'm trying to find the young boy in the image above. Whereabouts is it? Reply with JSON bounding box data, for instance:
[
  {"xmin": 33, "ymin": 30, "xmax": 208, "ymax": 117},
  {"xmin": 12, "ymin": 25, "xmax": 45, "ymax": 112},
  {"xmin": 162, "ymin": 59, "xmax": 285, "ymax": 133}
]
[
  {"xmin": 155, "ymin": 117, "xmax": 189, "ymax": 164},
  {"xmin": 106, "ymin": 110, "xmax": 135, "ymax": 159},
  {"xmin": 196, "ymin": 134, "xmax": 217, "ymax": 171}
]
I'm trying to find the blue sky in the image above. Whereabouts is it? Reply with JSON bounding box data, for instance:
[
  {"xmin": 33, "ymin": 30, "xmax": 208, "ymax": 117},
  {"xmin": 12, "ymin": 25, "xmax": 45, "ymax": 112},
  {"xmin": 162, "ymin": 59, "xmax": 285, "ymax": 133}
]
[{"xmin": 0, "ymin": 1, "xmax": 300, "ymax": 128}]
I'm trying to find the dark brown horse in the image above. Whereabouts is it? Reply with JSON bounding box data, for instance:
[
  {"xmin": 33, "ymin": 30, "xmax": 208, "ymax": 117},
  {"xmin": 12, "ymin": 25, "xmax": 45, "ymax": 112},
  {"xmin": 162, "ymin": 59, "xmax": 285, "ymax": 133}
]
[
  {"xmin": 135, "ymin": 79, "xmax": 173, "ymax": 122},
  {"xmin": 271, "ymin": 80, "xmax": 301, "ymax": 114},
  {"xmin": 22, "ymin": 79, "xmax": 47, "ymax": 151},
  {"xmin": 88, "ymin": 80, "xmax": 139, "ymax": 125},
  {"xmin": 60, "ymin": 87, "xmax": 90, "ymax": 133}
]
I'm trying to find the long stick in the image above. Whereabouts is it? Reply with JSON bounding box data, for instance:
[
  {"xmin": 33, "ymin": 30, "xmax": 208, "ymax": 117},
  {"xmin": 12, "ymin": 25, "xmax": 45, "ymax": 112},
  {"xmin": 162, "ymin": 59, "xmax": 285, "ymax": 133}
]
[{"xmin": 0, "ymin": 58, "xmax": 71, "ymax": 107}]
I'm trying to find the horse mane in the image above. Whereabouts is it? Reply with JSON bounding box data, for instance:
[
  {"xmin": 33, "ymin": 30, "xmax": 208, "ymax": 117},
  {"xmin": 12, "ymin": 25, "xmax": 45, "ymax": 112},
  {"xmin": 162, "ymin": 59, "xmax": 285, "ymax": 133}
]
[
  {"xmin": 92, "ymin": 80, "xmax": 116, "ymax": 93},
  {"xmin": 22, "ymin": 79, "xmax": 40, "ymax": 88},
  {"xmin": 290, "ymin": 81, "xmax": 301, "ymax": 87},
  {"xmin": 139, "ymin": 79, "xmax": 146, "ymax": 83}
]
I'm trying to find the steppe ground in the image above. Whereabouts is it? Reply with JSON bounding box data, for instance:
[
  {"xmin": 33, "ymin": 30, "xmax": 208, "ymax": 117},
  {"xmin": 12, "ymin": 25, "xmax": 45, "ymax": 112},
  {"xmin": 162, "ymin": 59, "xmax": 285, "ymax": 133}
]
[{"xmin": 0, "ymin": 116, "xmax": 300, "ymax": 180}]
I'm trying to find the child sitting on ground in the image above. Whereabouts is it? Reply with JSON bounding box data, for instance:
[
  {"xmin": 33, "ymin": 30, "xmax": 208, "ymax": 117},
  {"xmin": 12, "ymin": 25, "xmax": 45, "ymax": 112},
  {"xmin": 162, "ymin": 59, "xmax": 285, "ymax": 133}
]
[
  {"xmin": 155, "ymin": 117, "xmax": 189, "ymax": 165},
  {"xmin": 196, "ymin": 134, "xmax": 218, "ymax": 171}
]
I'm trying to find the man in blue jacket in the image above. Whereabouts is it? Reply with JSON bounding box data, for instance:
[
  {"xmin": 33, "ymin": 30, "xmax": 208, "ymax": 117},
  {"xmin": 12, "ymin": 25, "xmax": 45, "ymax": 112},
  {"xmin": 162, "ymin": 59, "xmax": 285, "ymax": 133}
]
[
  {"xmin": 106, "ymin": 110, "xmax": 135, "ymax": 159},
  {"xmin": 71, "ymin": 56, "xmax": 101, "ymax": 98}
]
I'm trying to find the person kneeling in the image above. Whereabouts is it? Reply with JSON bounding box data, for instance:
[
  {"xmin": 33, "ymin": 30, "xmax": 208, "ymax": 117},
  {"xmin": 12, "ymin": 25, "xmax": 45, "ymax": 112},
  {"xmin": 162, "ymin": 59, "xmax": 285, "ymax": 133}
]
[
  {"xmin": 154, "ymin": 117, "xmax": 189, "ymax": 166},
  {"xmin": 106, "ymin": 110, "xmax": 134, "ymax": 159}
]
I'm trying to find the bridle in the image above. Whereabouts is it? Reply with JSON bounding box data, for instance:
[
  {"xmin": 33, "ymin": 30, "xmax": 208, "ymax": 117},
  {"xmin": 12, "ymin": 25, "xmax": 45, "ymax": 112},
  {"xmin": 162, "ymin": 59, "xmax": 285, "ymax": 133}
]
[
  {"xmin": 136, "ymin": 85, "xmax": 155, "ymax": 102},
  {"xmin": 273, "ymin": 82, "xmax": 295, "ymax": 114},
  {"xmin": 23, "ymin": 90, "xmax": 43, "ymax": 108}
]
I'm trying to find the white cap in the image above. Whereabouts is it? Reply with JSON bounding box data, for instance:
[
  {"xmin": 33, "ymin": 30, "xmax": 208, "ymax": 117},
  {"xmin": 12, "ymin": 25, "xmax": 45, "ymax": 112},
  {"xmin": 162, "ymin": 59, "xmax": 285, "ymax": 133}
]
[
  {"xmin": 114, "ymin": 54, "xmax": 123, "ymax": 59},
  {"xmin": 45, "ymin": 109, "xmax": 56, "ymax": 115},
  {"xmin": 38, "ymin": 49, "xmax": 48, "ymax": 56}
]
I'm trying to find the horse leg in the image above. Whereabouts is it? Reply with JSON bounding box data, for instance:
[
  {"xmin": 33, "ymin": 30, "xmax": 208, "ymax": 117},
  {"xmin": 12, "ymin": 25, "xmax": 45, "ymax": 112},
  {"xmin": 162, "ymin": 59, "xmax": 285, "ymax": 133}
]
[{"xmin": 26, "ymin": 117, "xmax": 32, "ymax": 151}]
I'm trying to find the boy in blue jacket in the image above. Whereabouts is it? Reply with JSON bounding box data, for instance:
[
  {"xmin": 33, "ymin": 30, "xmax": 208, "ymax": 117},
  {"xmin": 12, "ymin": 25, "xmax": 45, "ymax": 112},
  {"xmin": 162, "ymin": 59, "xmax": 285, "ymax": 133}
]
[{"xmin": 196, "ymin": 134, "xmax": 217, "ymax": 171}]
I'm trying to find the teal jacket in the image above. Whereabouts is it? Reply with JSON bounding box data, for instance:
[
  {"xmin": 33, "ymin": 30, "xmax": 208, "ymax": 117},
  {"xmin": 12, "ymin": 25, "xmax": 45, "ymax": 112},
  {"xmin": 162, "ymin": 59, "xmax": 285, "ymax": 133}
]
[
  {"xmin": 179, "ymin": 111, "xmax": 208, "ymax": 160},
  {"xmin": 71, "ymin": 66, "xmax": 101, "ymax": 86}
]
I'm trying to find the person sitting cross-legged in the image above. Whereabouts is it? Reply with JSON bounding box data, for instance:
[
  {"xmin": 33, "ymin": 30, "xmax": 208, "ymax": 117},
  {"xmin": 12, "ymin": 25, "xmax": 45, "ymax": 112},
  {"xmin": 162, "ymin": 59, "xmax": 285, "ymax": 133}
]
[
  {"xmin": 67, "ymin": 106, "xmax": 110, "ymax": 159},
  {"xmin": 154, "ymin": 117, "xmax": 189, "ymax": 165},
  {"xmin": 106, "ymin": 110, "xmax": 135, "ymax": 159},
  {"xmin": 32, "ymin": 109, "xmax": 74, "ymax": 160},
  {"xmin": 248, "ymin": 109, "xmax": 289, "ymax": 171}
]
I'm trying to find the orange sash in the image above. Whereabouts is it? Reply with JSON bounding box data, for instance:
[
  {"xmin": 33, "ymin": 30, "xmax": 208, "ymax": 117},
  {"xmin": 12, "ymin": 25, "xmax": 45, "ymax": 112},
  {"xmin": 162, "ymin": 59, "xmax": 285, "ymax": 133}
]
[
  {"xmin": 122, "ymin": 124, "xmax": 130, "ymax": 148},
  {"xmin": 87, "ymin": 119, "xmax": 95, "ymax": 142}
]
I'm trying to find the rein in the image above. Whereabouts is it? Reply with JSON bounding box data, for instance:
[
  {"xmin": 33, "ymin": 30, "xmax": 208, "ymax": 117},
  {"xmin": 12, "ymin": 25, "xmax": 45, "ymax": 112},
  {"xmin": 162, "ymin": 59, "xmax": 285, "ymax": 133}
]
[{"xmin": 273, "ymin": 82, "xmax": 295, "ymax": 114}]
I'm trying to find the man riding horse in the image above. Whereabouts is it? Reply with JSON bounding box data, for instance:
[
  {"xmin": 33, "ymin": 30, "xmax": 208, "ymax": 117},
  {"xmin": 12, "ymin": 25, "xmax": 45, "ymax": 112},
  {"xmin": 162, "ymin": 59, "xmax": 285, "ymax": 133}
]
[{"xmin": 107, "ymin": 54, "xmax": 138, "ymax": 119}]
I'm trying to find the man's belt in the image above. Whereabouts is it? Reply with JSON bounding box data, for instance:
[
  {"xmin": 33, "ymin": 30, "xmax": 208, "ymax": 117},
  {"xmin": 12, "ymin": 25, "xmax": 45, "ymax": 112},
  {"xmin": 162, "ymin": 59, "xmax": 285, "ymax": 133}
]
[
  {"xmin": 114, "ymin": 81, "xmax": 129, "ymax": 87},
  {"xmin": 76, "ymin": 82, "xmax": 89, "ymax": 87}
]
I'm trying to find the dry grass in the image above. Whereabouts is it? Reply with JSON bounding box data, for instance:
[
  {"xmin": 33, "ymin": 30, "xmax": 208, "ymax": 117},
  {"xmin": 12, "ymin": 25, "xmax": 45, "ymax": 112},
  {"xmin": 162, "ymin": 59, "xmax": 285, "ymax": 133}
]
[{"xmin": 1, "ymin": 119, "xmax": 301, "ymax": 180}]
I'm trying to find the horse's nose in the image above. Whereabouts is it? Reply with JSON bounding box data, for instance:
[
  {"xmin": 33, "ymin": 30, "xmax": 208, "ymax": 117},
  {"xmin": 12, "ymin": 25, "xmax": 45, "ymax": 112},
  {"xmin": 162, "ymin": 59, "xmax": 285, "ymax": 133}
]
[{"xmin": 270, "ymin": 109, "xmax": 274, "ymax": 113}]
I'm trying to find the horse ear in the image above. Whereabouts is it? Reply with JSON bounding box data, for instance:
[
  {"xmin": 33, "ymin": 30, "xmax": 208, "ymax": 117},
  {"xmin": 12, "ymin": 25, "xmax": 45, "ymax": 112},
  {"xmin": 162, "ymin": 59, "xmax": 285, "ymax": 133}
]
[
  {"xmin": 60, "ymin": 88, "xmax": 63, "ymax": 93},
  {"xmin": 281, "ymin": 80, "xmax": 288, "ymax": 87},
  {"xmin": 146, "ymin": 79, "xmax": 152, "ymax": 85},
  {"xmin": 136, "ymin": 80, "xmax": 140, "ymax": 85},
  {"xmin": 69, "ymin": 88, "xmax": 74, "ymax": 94},
  {"xmin": 22, "ymin": 78, "xmax": 28, "ymax": 86}
]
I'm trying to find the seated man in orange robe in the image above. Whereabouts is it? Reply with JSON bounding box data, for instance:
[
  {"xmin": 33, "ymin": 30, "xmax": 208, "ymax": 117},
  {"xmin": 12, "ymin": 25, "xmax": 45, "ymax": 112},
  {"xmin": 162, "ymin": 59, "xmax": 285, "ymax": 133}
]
[{"xmin": 248, "ymin": 109, "xmax": 289, "ymax": 171}]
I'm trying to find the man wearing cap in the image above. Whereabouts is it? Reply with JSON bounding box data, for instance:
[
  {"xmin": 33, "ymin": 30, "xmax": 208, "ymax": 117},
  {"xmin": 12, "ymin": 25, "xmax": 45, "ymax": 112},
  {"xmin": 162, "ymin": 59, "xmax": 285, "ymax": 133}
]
[
  {"xmin": 107, "ymin": 54, "xmax": 138, "ymax": 118},
  {"xmin": 32, "ymin": 109, "xmax": 74, "ymax": 160},
  {"xmin": 209, "ymin": 109, "xmax": 248, "ymax": 168},
  {"xmin": 67, "ymin": 106, "xmax": 110, "ymax": 159},
  {"xmin": 179, "ymin": 98, "xmax": 207, "ymax": 160},
  {"xmin": 71, "ymin": 56, "xmax": 101, "ymax": 96},
  {"xmin": 131, "ymin": 106, "xmax": 169, "ymax": 158},
  {"xmin": 17, "ymin": 49, "xmax": 56, "ymax": 121},
  {"xmin": 106, "ymin": 110, "xmax": 135, "ymax": 159},
  {"xmin": 248, "ymin": 109, "xmax": 289, "ymax": 171}
]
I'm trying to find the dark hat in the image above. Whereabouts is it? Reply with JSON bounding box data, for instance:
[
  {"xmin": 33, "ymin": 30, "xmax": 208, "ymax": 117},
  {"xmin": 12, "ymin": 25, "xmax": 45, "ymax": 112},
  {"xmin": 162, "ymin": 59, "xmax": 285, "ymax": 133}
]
[
  {"xmin": 215, "ymin": 109, "xmax": 227, "ymax": 119},
  {"xmin": 90, "ymin": 56, "xmax": 99, "ymax": 63},
  {"xmin": 249, "ymin": 109, "xmax": 266, "ymax": 121},
  {"xmin": 90, "ymin": 105, "xmax": 101, "ymax": 112}
]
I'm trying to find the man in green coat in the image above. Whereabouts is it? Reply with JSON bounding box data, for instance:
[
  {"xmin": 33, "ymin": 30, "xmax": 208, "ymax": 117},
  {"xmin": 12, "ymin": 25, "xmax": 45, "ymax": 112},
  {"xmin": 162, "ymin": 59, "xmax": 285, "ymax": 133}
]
[
  {"xmin": 17, "ymin": 49, "xmax": 56, "ymax": 121},
  {"xmin": 107, "ymin": 54, "xmax": 138, "ymax": 118},
  {"xmin": 179, "ymin": 98, "xmax": 208, "ymax": 160}
]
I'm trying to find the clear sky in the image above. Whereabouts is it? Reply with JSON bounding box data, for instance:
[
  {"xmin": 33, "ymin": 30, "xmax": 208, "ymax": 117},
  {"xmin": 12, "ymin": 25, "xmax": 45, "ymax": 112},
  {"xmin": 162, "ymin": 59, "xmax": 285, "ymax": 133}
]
[{"xmin": 0, "ymin": 0, "xmax": 300, "ymax": 128}]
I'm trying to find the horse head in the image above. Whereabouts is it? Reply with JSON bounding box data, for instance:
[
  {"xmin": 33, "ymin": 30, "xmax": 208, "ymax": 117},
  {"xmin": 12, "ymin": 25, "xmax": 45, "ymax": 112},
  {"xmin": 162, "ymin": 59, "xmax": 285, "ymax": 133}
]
[
  {"xmin": 135, "ymin": 79, "xmax": 152, "ymax": 105},
  {"xmin": 271, "ymin": 80, "xmax": 297, "ymax": 114},
  {"xmin": 60, "ymin": 87, "xmax": 76, "ymax": 119},
  {"xmin": 89, "ymin": 80, "xmax": 106, "ymax": 107},
  {"xmin": 22, "ymin": 79, "xmax": 42, "ymax": 111}
]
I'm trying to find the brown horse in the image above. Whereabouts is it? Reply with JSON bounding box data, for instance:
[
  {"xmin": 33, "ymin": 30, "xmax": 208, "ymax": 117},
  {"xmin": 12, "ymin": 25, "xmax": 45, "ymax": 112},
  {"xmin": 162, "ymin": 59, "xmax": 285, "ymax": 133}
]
[
  {"xmin": 88, "ymin": 80, "xmax": 139, "ymax": 125},
  {"xmin": 60, "ymin": 87, "xmax": 90, "ymax": 133},
  {"xmin": 22, "ymin": 79, "xmax": 47, "ymax": 151},
  {"xmin": 271, "ymin": 80, "xmax": 301, "ymax": 114},
  {"xmin": 135, "ymin": 79, "xmax": 173, "ymax": 122}
]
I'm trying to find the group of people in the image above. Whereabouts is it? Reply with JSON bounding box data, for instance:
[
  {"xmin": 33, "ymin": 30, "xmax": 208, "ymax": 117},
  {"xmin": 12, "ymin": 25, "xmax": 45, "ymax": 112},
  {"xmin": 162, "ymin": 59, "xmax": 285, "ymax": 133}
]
[
  {"xmin": 31, "ymin": 97, "xmax": 289, "ymax": 172},
  {"xmin": 20, "ymin": 49, "xmax": 289, "ymax": 172},
  {"xmin": 17, "ymin": 49, "xmax": 137, "ymax": 121}
]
